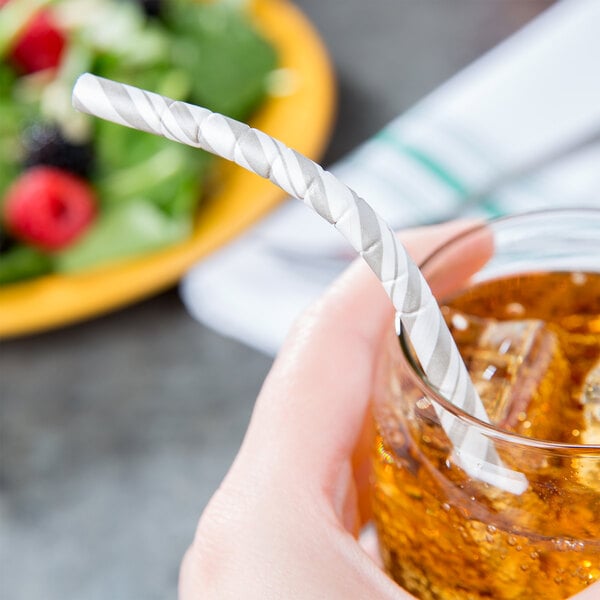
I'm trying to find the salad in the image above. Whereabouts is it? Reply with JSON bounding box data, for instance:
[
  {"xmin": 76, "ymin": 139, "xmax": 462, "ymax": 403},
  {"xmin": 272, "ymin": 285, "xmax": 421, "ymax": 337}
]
[{"xmin": 0, "ymin": 0, "xmax": 277, "ymax": 284}]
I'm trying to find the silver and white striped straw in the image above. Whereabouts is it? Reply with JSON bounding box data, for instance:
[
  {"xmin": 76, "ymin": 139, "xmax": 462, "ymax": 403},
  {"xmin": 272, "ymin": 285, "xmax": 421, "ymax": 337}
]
[{"xmin": 72, "ymin": 73, "xmax": 527, "ymax": 494}]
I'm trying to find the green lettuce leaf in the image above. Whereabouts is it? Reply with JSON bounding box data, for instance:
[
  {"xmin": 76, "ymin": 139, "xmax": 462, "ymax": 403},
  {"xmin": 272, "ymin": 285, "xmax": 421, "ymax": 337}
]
[
  {"xmin": 0, "ymin": 245, "xmax": 53, "ymax": 284},
  {"xmin": 55, "ymin": 201, "xmax": 191, "ymax": 272},
  {"xmin": 165, "ymin": 0, "xmax": 278, "ymax": 120}
]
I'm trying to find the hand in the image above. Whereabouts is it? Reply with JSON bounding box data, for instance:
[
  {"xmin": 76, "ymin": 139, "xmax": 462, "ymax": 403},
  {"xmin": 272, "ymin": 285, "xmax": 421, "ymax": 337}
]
[{"xmin": 179, "ymin": 221, "xmax": 599, "ymax": 600}]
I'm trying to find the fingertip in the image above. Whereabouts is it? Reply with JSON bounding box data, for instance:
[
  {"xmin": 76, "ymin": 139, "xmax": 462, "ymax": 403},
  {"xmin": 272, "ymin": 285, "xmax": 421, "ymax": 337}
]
[{"xmin": 418, "ymin": 220, "xmax": 494, "ymax": 299}]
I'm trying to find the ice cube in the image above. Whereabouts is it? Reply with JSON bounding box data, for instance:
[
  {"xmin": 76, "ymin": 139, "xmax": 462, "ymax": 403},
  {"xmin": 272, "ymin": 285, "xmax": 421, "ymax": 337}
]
[
  {"xmin": 580, "ymin": 358, "xmax": 600, "ymax": 444},
  {"xmin": 576, "ymin": 358, "xmax": 600, "ymax": 491},
  {"xmin": 443, "ymin": 308, "xmax": 572, "ymax": 441}
]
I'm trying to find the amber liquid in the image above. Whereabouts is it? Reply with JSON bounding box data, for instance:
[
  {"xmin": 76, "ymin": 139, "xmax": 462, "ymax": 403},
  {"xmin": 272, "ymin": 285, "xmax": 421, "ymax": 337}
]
[{"xmin": 372, "ymin": 272, "xmax": 600, "ymax": 600}]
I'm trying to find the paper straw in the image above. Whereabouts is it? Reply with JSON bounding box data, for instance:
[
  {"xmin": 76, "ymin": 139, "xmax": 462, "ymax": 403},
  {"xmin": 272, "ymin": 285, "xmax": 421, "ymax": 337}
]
[{"xmin": 72, "ymin": 73, "xmax": 527, "ymax": 494}]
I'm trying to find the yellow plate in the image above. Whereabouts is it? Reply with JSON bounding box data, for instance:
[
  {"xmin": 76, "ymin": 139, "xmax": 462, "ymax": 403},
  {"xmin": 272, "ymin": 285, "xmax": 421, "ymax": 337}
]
[{"xmin": 0, "ymin": 0, "xmax": 336, "ymax": 338}]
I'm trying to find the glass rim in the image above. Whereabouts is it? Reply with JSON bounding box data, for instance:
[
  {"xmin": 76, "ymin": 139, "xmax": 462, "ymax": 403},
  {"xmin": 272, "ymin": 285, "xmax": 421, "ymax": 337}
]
[
  {"xmin": 398, "ymin": 208, "xmax": 600, "ymax": 453},
  {"xmin": 420, "ymin": 207, "xmax": 600, "ymax": 270}
]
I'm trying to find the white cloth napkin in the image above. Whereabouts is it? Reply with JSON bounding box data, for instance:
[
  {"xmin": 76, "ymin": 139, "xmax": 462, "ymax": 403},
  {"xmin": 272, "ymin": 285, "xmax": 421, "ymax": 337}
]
[{"xmin": 180, "ymin": 0, "xmax": 600, "ymax": 356}]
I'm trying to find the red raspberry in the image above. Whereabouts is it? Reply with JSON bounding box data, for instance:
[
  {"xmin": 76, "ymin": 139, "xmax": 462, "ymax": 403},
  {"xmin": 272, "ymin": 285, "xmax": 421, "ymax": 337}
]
[
  {"xmin": 8, "ymin": 7, "xmax": 66, "ymax": 74},
  {"xmin": 3, "ymin": 167, "xmax": 97, "ymax": 251}
]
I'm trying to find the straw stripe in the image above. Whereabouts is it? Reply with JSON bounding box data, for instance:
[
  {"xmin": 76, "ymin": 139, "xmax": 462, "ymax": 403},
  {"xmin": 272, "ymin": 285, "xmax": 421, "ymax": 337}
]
[
  {"xmin": 167, "ymin": 102, "xmax": 200, "ymax": 145},
  {"xmin": 73, "ymin": 80, "xmax": 126, "ymax": 128},
  {"xmin": 425, "ymin": 318, "xmax": 448, "ymax": 383},
  {"xmin": 253, "ymin": 130, "xmax": 276, "ymax": 172},
  {"xmin": 239, "ymin": 130, "xmax": 271, "ymax": 177},
  {"xmin": 379, "ymin": 225, "xmax": 398, "ymax": 286},
  {"xmin": 99, "ymin": 77, "xmax": 155, "ymax": 134},
  {"xmin": 356, "ymin": 195, "xmax": 383, "ymax": 278},
  {"xmin": 387, "ymin": 234, "xmax": 401, "ymax": 305},
  {"xmin": 270, "ymin": 142, "xmax": 300, "ymax": 198},
  {"xmin": 72, "ymin": 74, "xmax": 528, "ymax": 495},
  {"xmin": 161, "ymin": 105, "xmax": 195, "ymax": 147},
  {"xmin": 335, "ymin": 201, "xmax": 363, "ymax": 253},
  {"xmin": 296, "ymin": 153, "xmax": 334, "ymax": 223}
]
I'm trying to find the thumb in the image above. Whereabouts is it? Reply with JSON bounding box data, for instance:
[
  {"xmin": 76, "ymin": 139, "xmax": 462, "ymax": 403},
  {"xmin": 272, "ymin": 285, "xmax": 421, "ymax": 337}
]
[
  {"xmin": 180, "ymin": 220, "xmax": 491, "ymax": 600},
  {"xmin": 230, "ymin": 220, "xmax": 491, "ymax": 498}
]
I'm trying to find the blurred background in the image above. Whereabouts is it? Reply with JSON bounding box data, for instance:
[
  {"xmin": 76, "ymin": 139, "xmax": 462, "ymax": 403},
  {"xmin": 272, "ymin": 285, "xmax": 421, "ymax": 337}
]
[{"xmin": 1, "ymin": 1, "xmax": 555, "ymax": 598}]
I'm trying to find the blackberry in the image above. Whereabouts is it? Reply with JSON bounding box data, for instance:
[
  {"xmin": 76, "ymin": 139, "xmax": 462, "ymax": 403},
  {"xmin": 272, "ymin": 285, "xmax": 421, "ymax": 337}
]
[
  {"xmin": 135, "ymin": 0, "xmax": 163, "ymax": 19},
  {"xmin": 23, "ymin": 123, "xmax": 95, "ymax": 179},
  {"xmin": 0, "ymin": 228, "xmax": 16, "ymax": 254}
]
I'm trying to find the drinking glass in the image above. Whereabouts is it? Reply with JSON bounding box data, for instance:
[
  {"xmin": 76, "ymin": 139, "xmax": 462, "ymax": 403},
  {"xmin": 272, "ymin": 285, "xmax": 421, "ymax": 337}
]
[{"xmin": 371, "ymin": 209, "xmax": 600, "ymax": 600}]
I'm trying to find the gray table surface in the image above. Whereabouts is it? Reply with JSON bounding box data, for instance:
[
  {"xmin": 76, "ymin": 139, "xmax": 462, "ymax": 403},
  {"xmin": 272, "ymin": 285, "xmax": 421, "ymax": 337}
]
[{"xmin": 1, "ymin": 1, "xmax": 551, "ymax": 598}]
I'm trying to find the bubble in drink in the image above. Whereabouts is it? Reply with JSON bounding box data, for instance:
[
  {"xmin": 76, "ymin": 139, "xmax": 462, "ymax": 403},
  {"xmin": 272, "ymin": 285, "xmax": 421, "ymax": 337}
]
[{"xmin": 372, "ymin": 272, "xmax": 600, "ymax": 600}]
